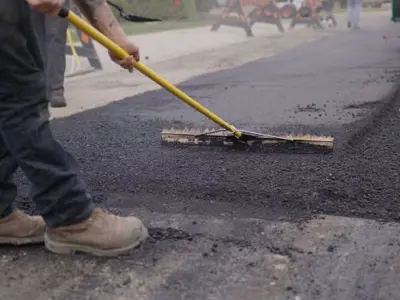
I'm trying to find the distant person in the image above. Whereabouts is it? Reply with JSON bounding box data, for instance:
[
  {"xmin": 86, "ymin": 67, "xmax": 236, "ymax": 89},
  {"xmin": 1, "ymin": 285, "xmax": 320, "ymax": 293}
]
[
  {"xmin": 347, "ymin": 0, "xmax": 362, "ymax": 29},
  {"xmin": 32, "ymin": 0, "xmax": 70, "ymax": 108}
]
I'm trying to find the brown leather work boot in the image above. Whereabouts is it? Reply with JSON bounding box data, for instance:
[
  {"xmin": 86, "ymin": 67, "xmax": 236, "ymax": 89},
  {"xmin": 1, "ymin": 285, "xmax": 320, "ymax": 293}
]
[
  {"xmin": 44, "ymin": 208, "xmax": 148, "ymax": 257},
  {"xmin": 0, "ymin": 210, "xmax": 45, "ymax": 245}
]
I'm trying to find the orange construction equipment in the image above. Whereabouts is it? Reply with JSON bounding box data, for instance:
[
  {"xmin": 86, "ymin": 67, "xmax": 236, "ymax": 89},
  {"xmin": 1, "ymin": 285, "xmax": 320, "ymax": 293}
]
[
  {"xmin": 247, "ymin": 0, "xmax": 285, "ymax": 33},
  {"xmin": 289, "ymin": 0, "xmax": 323, "ymax": 29},
  {"xmin": 211, "ymin": 0, "xmax": 285, "ymax": 36},
  {"xmin": 211, "ymin": 0, "xmax": 254, "ymax": 36}
]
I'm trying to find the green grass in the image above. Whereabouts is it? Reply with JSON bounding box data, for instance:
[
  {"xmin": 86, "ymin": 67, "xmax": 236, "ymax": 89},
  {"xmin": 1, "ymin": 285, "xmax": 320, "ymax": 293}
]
[
  {"xmin": 67, "ymin": 14, "xmax": 214, "ymax": 45},
  {"xmin": 121, "ymin": 15, "xmax": 214, "ymax": 35},
  {"xmin": 333, "ymin": 6, "xmax": 390, "ymax": 13}
]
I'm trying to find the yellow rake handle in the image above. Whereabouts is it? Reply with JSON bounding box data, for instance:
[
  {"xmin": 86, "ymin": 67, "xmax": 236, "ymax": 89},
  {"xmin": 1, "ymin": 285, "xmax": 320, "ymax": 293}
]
[{"xmin": 58, "ymin": 8, "xmax": 241, "ymax": 138}]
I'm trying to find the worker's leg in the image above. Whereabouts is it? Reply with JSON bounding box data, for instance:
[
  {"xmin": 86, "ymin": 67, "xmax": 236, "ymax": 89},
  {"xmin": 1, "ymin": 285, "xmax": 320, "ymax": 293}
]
[
  {"xmin": 352, "ymin": 0, "xmax": 362, "ymax": 28},
  {"xmin": 347, "ymin": 0, "xmax": 355, "ymax": 27},
  {"xmin": 0, "ymin": 0, "xmax": 148, "ymax": 255},
  {"xmin": 0, "ymin": 80, "xmax": 94, "ymax": 229},
  {"xmin": 0, "ymin": 85, "xmax": 147, "ymax": 253},
  {"xmin": 0, "ymin": 131, "xmax": 45, "ymax": 245},
  {"xmin": 31, "ymin": 9, "xmax": 48, "ymax": 76},
  {"xmin": 31, "ymin": 1, "xmax": 68, "ymax": 108},
  {"xmin": 0, "ymin": 137, "xmax": 18, "ymax": 219},
  {"xmin": 0, "ymin": 0, "xmax": 92, "ymax": 229},
  {"xmin": 45, "ymin": 0, "xmax": 70, "ymax": 108}
]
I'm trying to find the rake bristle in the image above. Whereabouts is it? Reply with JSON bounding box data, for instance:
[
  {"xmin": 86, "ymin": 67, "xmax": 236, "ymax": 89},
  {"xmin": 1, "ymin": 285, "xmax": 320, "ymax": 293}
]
[{"xmin": 160, "ymin": 128, "xmax": 334, "ymax": 153}]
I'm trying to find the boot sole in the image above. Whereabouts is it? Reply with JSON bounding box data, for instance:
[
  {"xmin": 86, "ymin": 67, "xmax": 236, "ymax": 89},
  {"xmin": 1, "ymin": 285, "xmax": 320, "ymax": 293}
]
[
  {"xmin": 44, "ymin": 225, "xmax": 148, "ymax": 257},
  {"xmin": 0, "ymin": 235, "xmax": 44, "ymax": 245}
]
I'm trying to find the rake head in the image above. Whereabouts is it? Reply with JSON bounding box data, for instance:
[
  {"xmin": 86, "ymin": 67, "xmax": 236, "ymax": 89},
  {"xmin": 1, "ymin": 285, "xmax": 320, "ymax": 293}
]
[{"xmin": 161, "ymin": 128, "xmax": 334, "ymax": 153}]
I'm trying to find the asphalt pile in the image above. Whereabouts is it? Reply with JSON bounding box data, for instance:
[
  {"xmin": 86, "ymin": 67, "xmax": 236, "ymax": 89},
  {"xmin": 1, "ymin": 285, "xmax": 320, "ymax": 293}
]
[
  {"xmin": 13, "ymin": 17, "xmax": 400, "ymax": 224},
  {"xmin": 14, "ymin": 84, "xmax": 394, "ymax": 224}
]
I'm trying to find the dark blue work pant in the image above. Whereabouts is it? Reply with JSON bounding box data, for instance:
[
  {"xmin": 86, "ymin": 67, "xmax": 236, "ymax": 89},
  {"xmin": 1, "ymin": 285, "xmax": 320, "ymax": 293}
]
[
  {"xmin": 31, "ymin": 0, "xmax": 70, "ymax": 93},
  {"xmin": 0, "ymin": 0, "xmax": 93, "ymax": 228}
]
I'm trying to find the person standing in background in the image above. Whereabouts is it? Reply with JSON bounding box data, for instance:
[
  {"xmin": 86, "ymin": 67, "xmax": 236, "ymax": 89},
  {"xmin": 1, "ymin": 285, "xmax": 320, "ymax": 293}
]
[
  {"xmin": 347, "ymin": 0, "xmax": 362, "ymax": 29},
  {"xmin": 31, "ymin": 0, "xmax": 70, "ymax": 108}
]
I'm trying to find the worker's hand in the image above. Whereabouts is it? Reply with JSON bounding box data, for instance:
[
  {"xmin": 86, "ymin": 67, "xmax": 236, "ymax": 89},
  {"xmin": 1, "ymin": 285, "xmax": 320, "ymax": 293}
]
[
  {"xmin": 109, "ymin": 41, "xmax": 140, "ymax": 73},
  {"xmin": 26, "ymin": 0, "xmax": 64, "ymax": 16}
]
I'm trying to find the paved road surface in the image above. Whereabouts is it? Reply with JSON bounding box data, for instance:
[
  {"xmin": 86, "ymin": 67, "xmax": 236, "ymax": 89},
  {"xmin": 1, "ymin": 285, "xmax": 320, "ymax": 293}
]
[
  {"xmin": 1, "ymin": 11, "xmax": 400, "ymax": 300},
  {"xmin": 60, "ymin": 14, "xmax": 337, "ymax": 118}
]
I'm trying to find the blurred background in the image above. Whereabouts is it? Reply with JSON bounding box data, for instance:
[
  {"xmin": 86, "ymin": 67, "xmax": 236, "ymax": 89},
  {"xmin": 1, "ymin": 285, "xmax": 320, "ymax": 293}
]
[
  {"xmin": 108, "ymin": 0, "xmax": 391, "ymax": 35},
  {"xmin": 64, "ymin": 0, "xmax": 395, "ymax": 78}
]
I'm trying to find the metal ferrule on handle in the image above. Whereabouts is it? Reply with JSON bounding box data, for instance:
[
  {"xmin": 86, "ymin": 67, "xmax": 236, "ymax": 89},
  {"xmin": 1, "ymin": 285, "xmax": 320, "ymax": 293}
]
[{"xmin": 58, "ymin": 8, "xmax": 242, "ymax": 138}]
